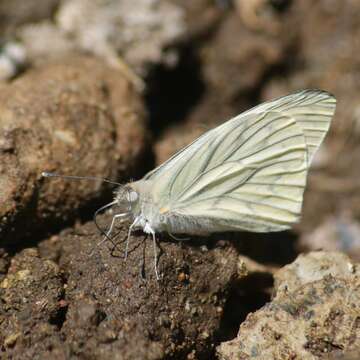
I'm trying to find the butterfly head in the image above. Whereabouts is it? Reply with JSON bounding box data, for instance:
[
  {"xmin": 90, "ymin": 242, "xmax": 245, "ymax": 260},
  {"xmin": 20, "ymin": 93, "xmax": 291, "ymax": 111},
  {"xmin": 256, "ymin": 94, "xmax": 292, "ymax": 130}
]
[{"xmin": 114, "ymin": 185, "xmax": 139, "ymax": 215}]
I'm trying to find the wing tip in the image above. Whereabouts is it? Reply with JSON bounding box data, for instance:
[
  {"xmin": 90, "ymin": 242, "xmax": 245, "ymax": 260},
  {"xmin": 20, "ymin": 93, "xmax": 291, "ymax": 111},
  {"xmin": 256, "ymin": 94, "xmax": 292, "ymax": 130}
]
[{"xmin": 297, "ymin": 88, "xmax": 337, "ymax": 105}]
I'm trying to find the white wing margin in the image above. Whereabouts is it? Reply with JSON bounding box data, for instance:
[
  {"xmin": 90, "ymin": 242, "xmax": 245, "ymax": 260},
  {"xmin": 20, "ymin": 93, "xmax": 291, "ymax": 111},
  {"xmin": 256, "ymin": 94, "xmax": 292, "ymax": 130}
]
[{"xmin": 143, "ymin": 90, "xmax": 336, "ymax": 234}]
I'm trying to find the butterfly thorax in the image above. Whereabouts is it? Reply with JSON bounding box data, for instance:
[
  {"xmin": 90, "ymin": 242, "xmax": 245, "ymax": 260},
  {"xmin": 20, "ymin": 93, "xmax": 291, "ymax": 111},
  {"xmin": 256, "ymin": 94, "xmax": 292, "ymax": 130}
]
[{"xmin": 127, "ymin": 181, "xmax": 168, "ymax": 234}]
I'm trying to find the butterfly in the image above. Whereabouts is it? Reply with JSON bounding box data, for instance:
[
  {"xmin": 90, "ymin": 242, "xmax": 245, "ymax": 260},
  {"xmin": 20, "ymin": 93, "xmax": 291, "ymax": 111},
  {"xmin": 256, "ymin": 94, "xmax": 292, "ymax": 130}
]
[{"xmin": 43, "ymin": 89, "xmax": 336, "ymax": 279}]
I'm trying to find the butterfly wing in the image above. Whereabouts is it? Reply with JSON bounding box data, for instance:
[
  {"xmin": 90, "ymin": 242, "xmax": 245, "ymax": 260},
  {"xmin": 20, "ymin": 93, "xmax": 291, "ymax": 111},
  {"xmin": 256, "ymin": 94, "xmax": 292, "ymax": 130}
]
[{"xmin": 143, "ymin": 90, "xmax": 336, "ymax": 234}]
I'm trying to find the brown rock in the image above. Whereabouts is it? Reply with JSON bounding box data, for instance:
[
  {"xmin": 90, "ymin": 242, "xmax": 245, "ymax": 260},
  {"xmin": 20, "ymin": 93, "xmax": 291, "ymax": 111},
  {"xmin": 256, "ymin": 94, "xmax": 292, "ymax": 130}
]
[
  {"xmin": 217, "ymin": 251, "xmax": 360, "ymax": 360},
  {"xmin": 0, "ymin": 248, "xmax": 65, "ymax": 358},
  {"xmin": 0, "ymin": 56, "xmax": 148, "ymax": 244},
  {"xmin": 0, "ymin": 0, "xmax": 59, "ymax": 35},
  {"xmin": 274, "ymin": 251, "xmax": 359, "ymax": 295},
  {"xmin": 48, "ymin": 214, "xmax": 239, "ymax": 359},
  {"xmin": 153, "ymin": 1, "xmax": 296, "ymax": 166},
  {"xmin": 201, "ymin": 8, "xmax": 295, "ymax": 103},
  {"xmin": 299, "ymin": 215, "xmax": 360, "ymax": 262}
]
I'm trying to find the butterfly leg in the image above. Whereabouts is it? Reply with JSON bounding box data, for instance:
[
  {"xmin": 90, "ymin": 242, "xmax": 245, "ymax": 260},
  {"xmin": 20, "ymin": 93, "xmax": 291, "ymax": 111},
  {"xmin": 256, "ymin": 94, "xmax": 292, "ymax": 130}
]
[
  {"xmin": 88, "ymin": 213, "xmax": 129, "ymax": 256},
  {"xmin": 151, "ymin": 230, "xmax": 160, "ymax": 280},
  {"xmin": 125, "ymin": 217, "xmax": 139, "ymax": 260},
  {"xmin": 97, "ymin": 213, "xmax": 129, "ymax": 247}
]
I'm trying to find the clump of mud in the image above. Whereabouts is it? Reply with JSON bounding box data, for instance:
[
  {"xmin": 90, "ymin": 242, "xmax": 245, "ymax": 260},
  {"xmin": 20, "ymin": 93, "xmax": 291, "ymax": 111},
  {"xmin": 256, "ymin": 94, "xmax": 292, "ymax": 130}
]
[{"xmin": 0, "ymin": 56, "xmax": 147, "ymax": 246}]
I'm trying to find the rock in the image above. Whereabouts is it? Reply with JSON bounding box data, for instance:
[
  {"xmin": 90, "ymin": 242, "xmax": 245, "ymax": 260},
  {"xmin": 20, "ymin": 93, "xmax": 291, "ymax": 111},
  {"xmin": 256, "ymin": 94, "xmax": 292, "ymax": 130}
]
[
  {"xmin": 171, "ymin": 0, "xmax": 225, "ymax": 40},
  {"xmin": 0, "ymin": 0, "xmax": 59, "ymax": 35},
  {"xmin": 0, "ymin": 248, "xmax": 10, "ymax": 280},
  {"xmin": 0, "ymin": 248, "xmax": 63, "ymax": 315},
  {"xmin": 16, "ymin": 0, "xmax": 186, "ymax": 83},
  {"xmin": 237, "ymin": 254, "xmax": 277, "ymax": 278},
  {"xmin": 0, "ymin": 56, "xmax": 148, "ymax": 245},
  {"xmin": 299, "ymin": 215, "xmax": 360, "ymax": 261},
  {"xmin": 154, "ymin": 120, "xmax": 206, "ymax": 166},
  {"xmin": 234, "ymin": 0, "xmax": 292, "ymax": 34},
  {"xmin": 17, "ymin": 22, "xmax": 76, "ymax": 67},
  {"xmin": 0, "ymin": 248, "xmax": 65, "ymax": 357},
  {"xmin": 50, "ymin": 214, "xmax": 239, "ymax": 359},
  {"xmin": 217, "ymin": 251, "xmax": 360, "ymax": 360},
  {"xmin": 152, "ymin": 5, "xmax": 296, "ymax": 166},
  {"xmin": 0, "ymin": 42, "xmax": 27, "ymax": 81},
  {"xmin": 58, "ymin": 0, "xmax": 185, "ymax": 74},
  {"xmin": 325, "ymin": 351, "xmax": 360, "ymax": 360},
  {"xmin": 274, "ymin": 251, "xmax": 359, "ymax": 295},
  {"xmin": 201, "ymin": 7, "xmax": 295, "ymax": 103}
]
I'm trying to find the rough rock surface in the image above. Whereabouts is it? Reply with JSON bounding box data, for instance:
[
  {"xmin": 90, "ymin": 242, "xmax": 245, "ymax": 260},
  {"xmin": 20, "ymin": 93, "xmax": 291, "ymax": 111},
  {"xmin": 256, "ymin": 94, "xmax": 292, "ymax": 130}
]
[
  {"xmin": 1, "ymin": 213, "xmax": 241, "ymax": 359},
  {"xmin": 15, "ymin": 0, "xmax": 186, "ymax": 86},
  {"xmin": 299, "ymin": 215, "xmax": 360, "ymax": 262},
  {"xmin": 0, "ymin": 56, "xmax": 147, "ymax": 244},
  {"xmin": 217, "ymin": 251, "xmax": 360, "ymax": 360},
  {"xmin": 0, "ymin": 248, "xmax": 65, "ymax": 358},
  {"xmin": 153, "ymin": 1, "xmax": 296, "ymax": 166},
  {"xmin": 61, "ymin": 0, "xmax": 185, "ymax": 72},
  {"xmin": 0, "ymin": 0, "xmax": 59, "ymax": 35}
]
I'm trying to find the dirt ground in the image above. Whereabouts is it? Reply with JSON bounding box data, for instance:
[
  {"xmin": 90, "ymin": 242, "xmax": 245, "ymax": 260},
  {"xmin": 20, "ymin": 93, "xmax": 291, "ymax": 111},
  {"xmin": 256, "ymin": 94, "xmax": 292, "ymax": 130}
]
[{"xmin": 1, "ymin": 1, "xmax": 360, "ymax": 359}]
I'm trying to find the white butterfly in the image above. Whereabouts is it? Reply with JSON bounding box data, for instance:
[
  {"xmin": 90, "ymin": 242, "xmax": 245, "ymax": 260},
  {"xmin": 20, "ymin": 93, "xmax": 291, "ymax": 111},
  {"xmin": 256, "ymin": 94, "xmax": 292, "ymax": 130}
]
[{"xmin": 43, "ymin": 89, "xmax": 336, "ymax": 279}]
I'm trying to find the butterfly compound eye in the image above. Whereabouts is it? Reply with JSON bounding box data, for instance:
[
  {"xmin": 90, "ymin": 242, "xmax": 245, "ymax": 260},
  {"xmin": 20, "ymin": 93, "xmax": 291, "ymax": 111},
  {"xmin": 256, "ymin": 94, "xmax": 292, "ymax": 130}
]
[{"xmin": 127, "ymin": 190, "xmax": 139, "ymax": 203}]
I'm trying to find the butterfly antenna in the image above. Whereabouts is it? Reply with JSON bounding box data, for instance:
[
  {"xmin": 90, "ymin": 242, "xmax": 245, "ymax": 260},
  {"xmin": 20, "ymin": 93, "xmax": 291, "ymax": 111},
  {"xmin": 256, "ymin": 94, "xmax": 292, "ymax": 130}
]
[
  {"xmin": 93, "ymin": 201, "xmax": 118, "ymax": 239},
  {"xmin": 87, "ymin": 201, "xmax": 120, "ymax": 256},
  {"xmin": 42, "ymin": 172, "xmax": 131, "ymax": 255},
  {"xmin": 41, "ymin": 171, "xmax": 122, "ymax": 186}
]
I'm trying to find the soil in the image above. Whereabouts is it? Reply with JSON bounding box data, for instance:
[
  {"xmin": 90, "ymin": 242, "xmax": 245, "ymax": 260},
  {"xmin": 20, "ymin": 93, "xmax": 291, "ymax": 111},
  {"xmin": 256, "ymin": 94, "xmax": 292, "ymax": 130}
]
[
  {"xmin": 1, "ymin": 0, "xmax": 360, "ymax": 359},
  {"xmin": 0, "ymin": 56, "xmax": 148, "ymax": 246}
]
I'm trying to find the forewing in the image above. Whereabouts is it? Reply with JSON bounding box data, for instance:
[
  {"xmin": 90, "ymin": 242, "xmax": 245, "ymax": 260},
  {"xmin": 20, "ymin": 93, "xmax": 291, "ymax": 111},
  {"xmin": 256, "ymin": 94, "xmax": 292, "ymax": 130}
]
[
  {"xmin": 245, "ymin": 89, "xmax": 336, "ymax": 163},
  {"xmin": 167, "ymin": 112, "xmax": 308, "ymax": 232},
  {"xmin": 143, "ymin": 90, "xmax": 336, "ymax": 232},
  {"xmin": 145, "ymin": 89, "xmax": 335, "ymax": 183}
]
